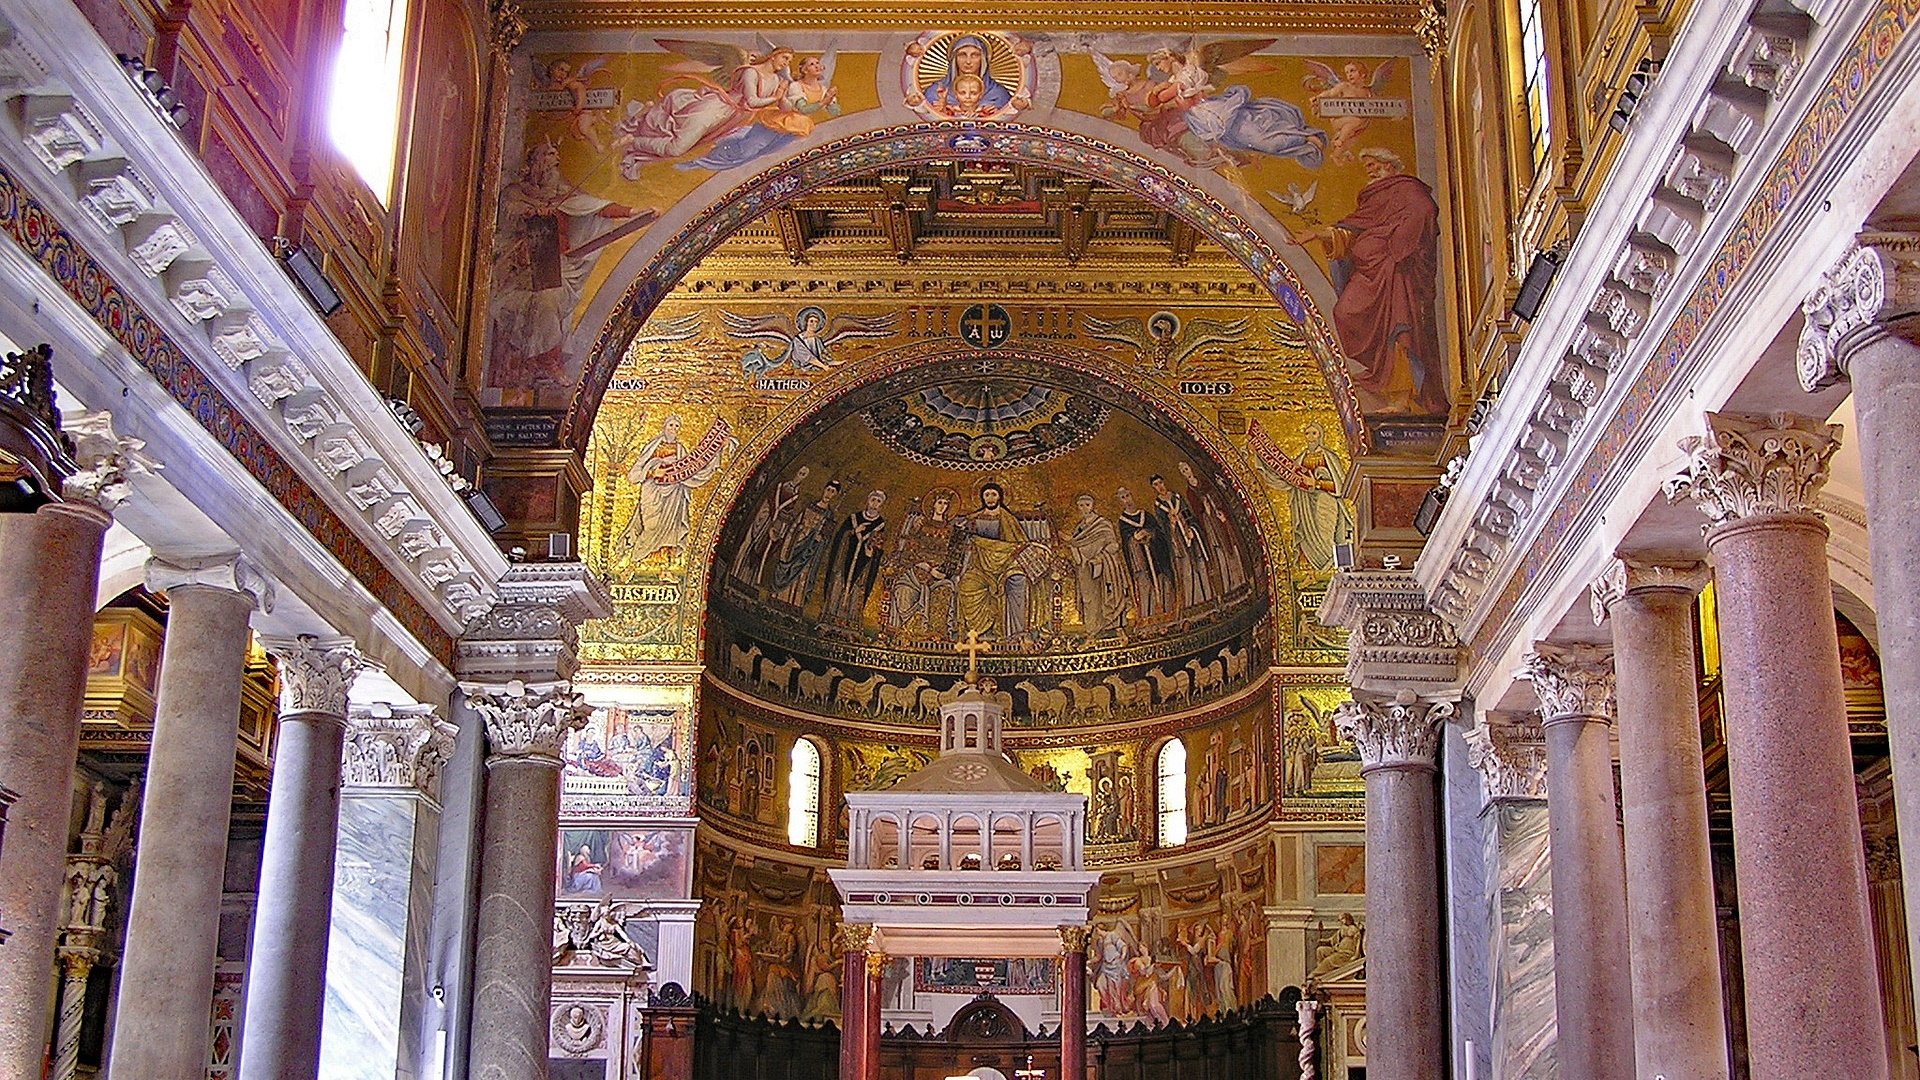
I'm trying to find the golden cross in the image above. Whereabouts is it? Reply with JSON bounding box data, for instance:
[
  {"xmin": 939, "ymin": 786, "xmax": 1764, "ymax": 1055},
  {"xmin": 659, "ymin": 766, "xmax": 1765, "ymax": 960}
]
[{"xmin": 955, "ymin": 630, "xmax": 990, "ymax": 685}]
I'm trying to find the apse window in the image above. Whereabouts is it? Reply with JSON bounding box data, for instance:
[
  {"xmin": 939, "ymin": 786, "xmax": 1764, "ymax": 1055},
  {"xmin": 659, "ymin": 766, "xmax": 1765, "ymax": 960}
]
[
  {"xmin": 1518, "ymin": 0, "xmax": 1552, "ymax": 170},
  {"xmin": 788, "ymin": 738, "xmax": 822, "ymax": 847},
  {"xmin": 329, "ymin": 0, "xmax": 409, "ymax": 201},
  {"xmin": 1156, "ymin": 739, "xmax": 1188, "ymax": 847}
]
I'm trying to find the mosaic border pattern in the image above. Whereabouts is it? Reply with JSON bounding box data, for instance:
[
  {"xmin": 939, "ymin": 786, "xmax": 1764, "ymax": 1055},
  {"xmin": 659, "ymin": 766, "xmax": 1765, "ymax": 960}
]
[
  {"xmin": 562, "ymin": 121, "xmax": 1362, "ymax": 453},
  {"xmin": 1471, "ymin": 0, "xmax": 1920, "ymax": 658},
  {"xmin": 0, "ymin": 162, "xmax": 457, "ymax": 666}
]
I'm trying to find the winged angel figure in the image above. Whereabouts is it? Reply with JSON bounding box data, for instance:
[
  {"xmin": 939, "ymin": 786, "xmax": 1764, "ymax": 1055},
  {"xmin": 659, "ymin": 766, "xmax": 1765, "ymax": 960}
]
[
  {"xmin": 1301, "ymin": 58, "xmax": 1402, "ymax": 164},
  {"xmin": 1081, "ymin": 312, "xmax": 1251, "ymax": 376},
  {"xmin": 722, "ymin": 307, "xmax": 896, "ymax": 376},
  {"xmin": 613, "ymin": 39, "xmax": 837, "ymax": 177},
  {"xmin": 1090, "ymin": 39, "xmax": 1325, "ymax": 171}
]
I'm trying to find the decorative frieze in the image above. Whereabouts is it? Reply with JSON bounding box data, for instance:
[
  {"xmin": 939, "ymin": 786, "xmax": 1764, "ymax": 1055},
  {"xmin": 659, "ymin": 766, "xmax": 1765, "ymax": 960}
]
[
  {"xmin": 1332, "ymin": 690, "xmax": 1454, "ymax": 771},
  {"xmin": 1663, "ymin": 410, "xmax": 1840, "ymax": 526},
  {"xmin": 462, "ymin": 678, "xmax": 591, "ymax": 763},
  {"xmin": 262, "ymin": 634, "xmax": 367, "ymax": 718},
  {"xmin": 1797, "ymin": 235, "xmax": 1920, "ymax": 390},
  {"xmin": 1462, "ymin": 710, "xmax": 1547, "ymax": 802},
  {"xmin": 1590, "ymin": 556, "xmax": 1711, "ymax": 623},
  {"xmin": 342, "ymin": 702, "xmax": 455, "ymax": 802},
  {"xmin": 144, "ymin": 552, "xmax": 274, "ymax": 611},
  {"xmin": 1519, "ymin": 643, "xmax": 1616, "ymax": 723}
]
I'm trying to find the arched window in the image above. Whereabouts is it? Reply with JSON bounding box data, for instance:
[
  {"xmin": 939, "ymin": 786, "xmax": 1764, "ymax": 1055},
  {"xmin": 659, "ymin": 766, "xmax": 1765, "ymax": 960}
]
[
  {"xmin": 1156, "ymin": 739, "xmax": 1188, "ymax": 847},
  {"xmin": 1518, "ymin": 0, "xmax": 1552, "ymax": 171},
  {"xmin": 330, "ymin": 0, "xmax": 410, "ymax": 200},
  {"xmin": 787, "ymin": 738, "xmax": 822, "ymax": 847}
]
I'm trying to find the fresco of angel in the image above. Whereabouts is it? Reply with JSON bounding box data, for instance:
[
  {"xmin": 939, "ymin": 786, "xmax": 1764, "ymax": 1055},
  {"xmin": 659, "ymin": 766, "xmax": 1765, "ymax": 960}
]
[
  {"xmin": 539, "ymin": 56, "xmax": 616, "ymax": 151},
  {"xmin": 1091, "ymin": 39, "xmax": 1327, "ymax": 171},
  {"xmin": 722, "ymin": 307, "xmax": 897, "ymax": 376},
  {"xmin": 1080, "ymin": 311, "xmax": 1252, "ymax": 376},
  {"xmin": 612, "ymin": 39, "xmax": 836, "ymax": 177},
  {"xmin": 1302, "ymin": 58, "xmax": 1403, "ymax": 164}
]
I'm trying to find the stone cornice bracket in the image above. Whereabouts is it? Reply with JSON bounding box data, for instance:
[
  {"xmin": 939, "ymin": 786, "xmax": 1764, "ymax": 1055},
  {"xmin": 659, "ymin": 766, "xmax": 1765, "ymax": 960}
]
[
  {"xmin": 1590, "ymin": 556, "xmax": 1711, "ymax": 623},
  {"xmin": 1797, "ymin": 234, "xmax": 1920, "ymax": 390},
  {"xmin": 342, "ymin": 701, "xmax": 456, "ymax": 803},
  {"xmin": 1332, "ymin": 690, "xmax": 1455, "ymax": 773},
  {"xmin": 835, "ymin": 922, "xmax": 875, "ymax": 954},
  {"xmin": 1519, "ymin": 642, "xmax": 1616, "ymax": 724},
  {"xmin": 1663, "ymin": 410, "xmax": 1841, "ymax": 528},
  {"xmin": 460, "ymin": 678, "xmax": 590, "ymax": 765},
  {"xmin": 144, "ymin": 552, "xmax": 274, "ymax": 612},
  {"xmin": 261, "ymin": 634, "xmax": 370, "ymax": 718},
  {"xmin": 1318, "ymin": 569, "xmax": 1464, "ymax": 695},
  {"xmin": 1462, "ymin": 709, "xmax": 1548, "ymax": 801},
  {"xmin": 456, "ymin": 562, "xmax": 615, "ymax": 684}
]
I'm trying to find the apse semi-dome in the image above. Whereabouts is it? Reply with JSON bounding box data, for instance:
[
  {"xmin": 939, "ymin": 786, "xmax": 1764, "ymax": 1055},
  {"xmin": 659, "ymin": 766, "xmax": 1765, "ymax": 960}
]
[{"xmin": 706, "ymin": 355, "xmax": 1270, "ymax": 726}]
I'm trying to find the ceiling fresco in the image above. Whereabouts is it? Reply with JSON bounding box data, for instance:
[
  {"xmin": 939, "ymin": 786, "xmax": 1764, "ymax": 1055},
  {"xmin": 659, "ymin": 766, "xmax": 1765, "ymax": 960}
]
[{"xmin": 485, "ymin": 27, "xmax": 1445, "ymax": 453}]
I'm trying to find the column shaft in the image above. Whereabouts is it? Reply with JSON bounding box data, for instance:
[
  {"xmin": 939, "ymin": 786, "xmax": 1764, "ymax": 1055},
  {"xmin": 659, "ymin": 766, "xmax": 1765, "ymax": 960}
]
[
  {"xmin": 109, "ymin": 581, "xmax": 256, "ymax": 1080},
  {"xmin": 1363, "ymin": 763, "xmax": 1444, "ymax": 1078},
  {"xmin": 1609, "ymin": 581, "xmax": 1728, "ymax": 1079},
  {"xmin": 839, "ymin": 950, "xmax": 865, "ymax": 1079},
  {"xmin": 0, "ymin": 505, "xmax": 108, "ymax": 1078},
  {"xmin": 468, "ymin": 756, "xmax": 565, "ymax": 1080},
  {"xmin": 1711, "ymin": 514, "xmax": 1887, "ymax": 1079},
  {"xmin": 238, "ymin": 711, "xmax": 348, "ymax": 1080},
  {"xmin": 1540, "ymin": 712, "xmax": 1635, "ymax": 1080},
  {"xmin": 1060, "ymin": 945, "xmax": 1087, "ymax": 1080}
]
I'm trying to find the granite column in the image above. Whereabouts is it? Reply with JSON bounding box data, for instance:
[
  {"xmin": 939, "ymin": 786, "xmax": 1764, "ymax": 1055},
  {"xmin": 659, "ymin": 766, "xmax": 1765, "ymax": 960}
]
[
  {"xmin": 836, "ymin": 923, "xmax": 873, "ymax": 1080},
  {"xmin": 1666, "ymin": 410, "xmax": 1888, "ymax": 1079},
  {"xmin": 0, "ymin": 501, "xmax": 110, "ymax": 1077},
  {"xmin": 1521, "ymin": 643, "xmax": 1634, "ymax": 1080},
  {"xmin": 1059, "ymin": 926, "xmax": 1090, "ymax": 1080},
  {"xmin": 109, "ymin": 555, "xmax": 272, "ymax": 1080},
  {"xmin": 0, "ymin": 386, "xmax": 133, "ymax": 1079},
  {"xmin": 1800, "ymin": 237, "xmax": 1920, "ymax": 1023},
  {"xmin": 1594, "ymin": 558, "xmax": 1729, "ymax": 1080},
  {"xmin": 1333, "ymin": 690, "xmax": 1451, "ymax": 1080},
  {"xmin": 238, "ymin": 636, "xmax": 367, "ymax": 1080}
]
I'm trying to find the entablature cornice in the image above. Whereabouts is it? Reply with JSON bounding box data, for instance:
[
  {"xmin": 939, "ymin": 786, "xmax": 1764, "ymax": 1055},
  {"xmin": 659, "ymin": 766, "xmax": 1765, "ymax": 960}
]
[
  {"xmin": 518, "ymin": 0, "xmax": 1426, "ymax": 35},
  {"xmin": 0, "ymin": 1, "xmax": 509, "ymax": 647},
  {"xmin": 1416, "ymin": 0, "xmax": 1884, "ymax": 654}
]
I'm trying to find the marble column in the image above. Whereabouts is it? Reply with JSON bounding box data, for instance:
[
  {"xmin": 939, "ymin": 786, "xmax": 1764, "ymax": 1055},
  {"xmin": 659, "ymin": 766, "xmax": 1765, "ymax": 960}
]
[
  {"xmin": 1059, "ymin": 925, "xmax": 1090, "ymax": 1080},
  {"xmin": 237, "ymin": 636, "xmax": 367, "ymax": 1080},
  {"xmin": 108, "ymin": 555, "xmax": 271, "ymax": 1080},
  {"xmin": 1333, "ymin": 690, "xmax": 1451, "ymax": 1080},
  {"xmin": 0, "ymin": 390, "xmax": 137, "ymax": 1079},
  {"xmin": 464, "ymin": 679, "xmax": 591, "ymax": 1080},
  {"xmin": 0, "ymin": 501, "xmax": 110, "ymax": 1076},
  {"xmin": 1520, "ymin": 643, "xmax": 1634, "ymax": 1080},
  {"xmin": 1666, "ymin": 410, "xmax": 1889, "ymax": 1079},
  {"xmin": 1593, "ymin": 558, "xmax": 1729, "ymax": 1080},
  {"xmin": 1800, "ymin": 236, "xmax": 1920, "ymax": 1024},
  {"xmin": 837, "ymin": 923, "xmax": 873, "ymax": 1080},
  {"xmin": 321, "ymin": 701, "xmax": 456, "ymax": 1080},
  {"xmin": 1462, "ymin": 710, "xmax": 1556, "ymax": 1080}
]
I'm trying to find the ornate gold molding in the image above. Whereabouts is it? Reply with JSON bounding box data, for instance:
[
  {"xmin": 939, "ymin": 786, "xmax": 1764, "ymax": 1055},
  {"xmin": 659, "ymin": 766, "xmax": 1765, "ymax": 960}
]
[{"xmin": 521, "ymin": 1, "xmax": 1426, "ymax": 34}]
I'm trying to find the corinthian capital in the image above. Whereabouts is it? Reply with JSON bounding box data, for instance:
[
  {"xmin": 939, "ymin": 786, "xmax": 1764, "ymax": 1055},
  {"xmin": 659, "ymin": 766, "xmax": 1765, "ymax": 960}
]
[
  {"xmin": 1798, "ymin": 234, "xmax": 1920, "ymax": 390},
  {"xmin": 462, "ymin": 678, "xmax": 590, "ymax": 763},
  {"xmin": 1462, "ymin": 710, "xmax": 1547, "ymax": 801},
  {"xmin": 263, "ymin": 635, "xmax": 369, "ymax": 718},
  {"xmin": 343, "ymin": 702, "xmax": 456, "ymax": 802},
  {"xmin": 1520, "ymin": 642, "xmax": 1615, "ymax": 723},
  {"xmin": 61, "ymin": 410, "xmax": 157, "ymax": 512},
  {"xmin": 1662, "ymin": 411, "xmax": 1840, "ymax": 527},
  {"xmin": 1332, "ymin": 690, "xmax": 1454, "ymax": 772}
]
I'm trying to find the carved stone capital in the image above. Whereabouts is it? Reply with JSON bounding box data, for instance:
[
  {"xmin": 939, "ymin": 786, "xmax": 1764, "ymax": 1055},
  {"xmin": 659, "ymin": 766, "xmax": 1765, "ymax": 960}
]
[
  {"xmin": 1318, "ymin": 570, "xmax": 1464, "ymax": 695},
  {"xmin": 1462, "ymin": 710, "xmax": 1548, "ymax": 801},
  {"xmin": 1520, "ymin": 643, "xmax": 1615, "ymax": 724},
  {"xmin": 262, "ymin": 635, "xmax": 368, "ymax": 718},
  {"xmin": 1332, "ymin": 689, "xmax": 1454, "ymax": 772},
  {"xmin": 461, "ymin": 678, "xmax": 590, "ymax": 765},
  {"xmin": 1059, "ymin": 924, "xmax": 1093, "ymax": 953},
  {"xmin": 865, "ymin": 952, "xmax": 891, "ymax": 979},
  {"xmin": 1663, "ymin": 410, "xmax": 1840, "ymax": 527},
  {"xmin": 835, "ymin": 922, "xmax": 875, "ymax": 954},
  {"xmin": 145, "ymin": 553, "xmax": 274, "ymax": 612},
  {"xmin": 456, "ymin": 563, "xmax": 614, "ymax": 684},
  {"xmin": 1798, "ymin": 235, "xmax": 1920, "ymax": 390},
  {"xmin": 1591, "ymin": 556, "xmax": 1711, "ymax": 622},
  {"xmin": 60, "ymin": 410, "xmax": 156, "ymax": 512},
  {"xmin": 343, "ymin": 702, "xmax": 456, "ymax": 802}
]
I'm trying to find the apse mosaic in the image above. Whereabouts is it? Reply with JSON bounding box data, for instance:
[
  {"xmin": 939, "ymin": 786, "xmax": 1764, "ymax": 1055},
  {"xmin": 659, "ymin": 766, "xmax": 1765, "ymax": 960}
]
[
  {"xmin": 576, "ymin": 313, "xmax": 1356, "ymax": 669},
  {"xmin": 1281, "ymin": 685, "xmax": 1363, "ymax": 800},
  {"xmin": 486, "ymin": 28, "xmax": 1444, "ymax": 436}
]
